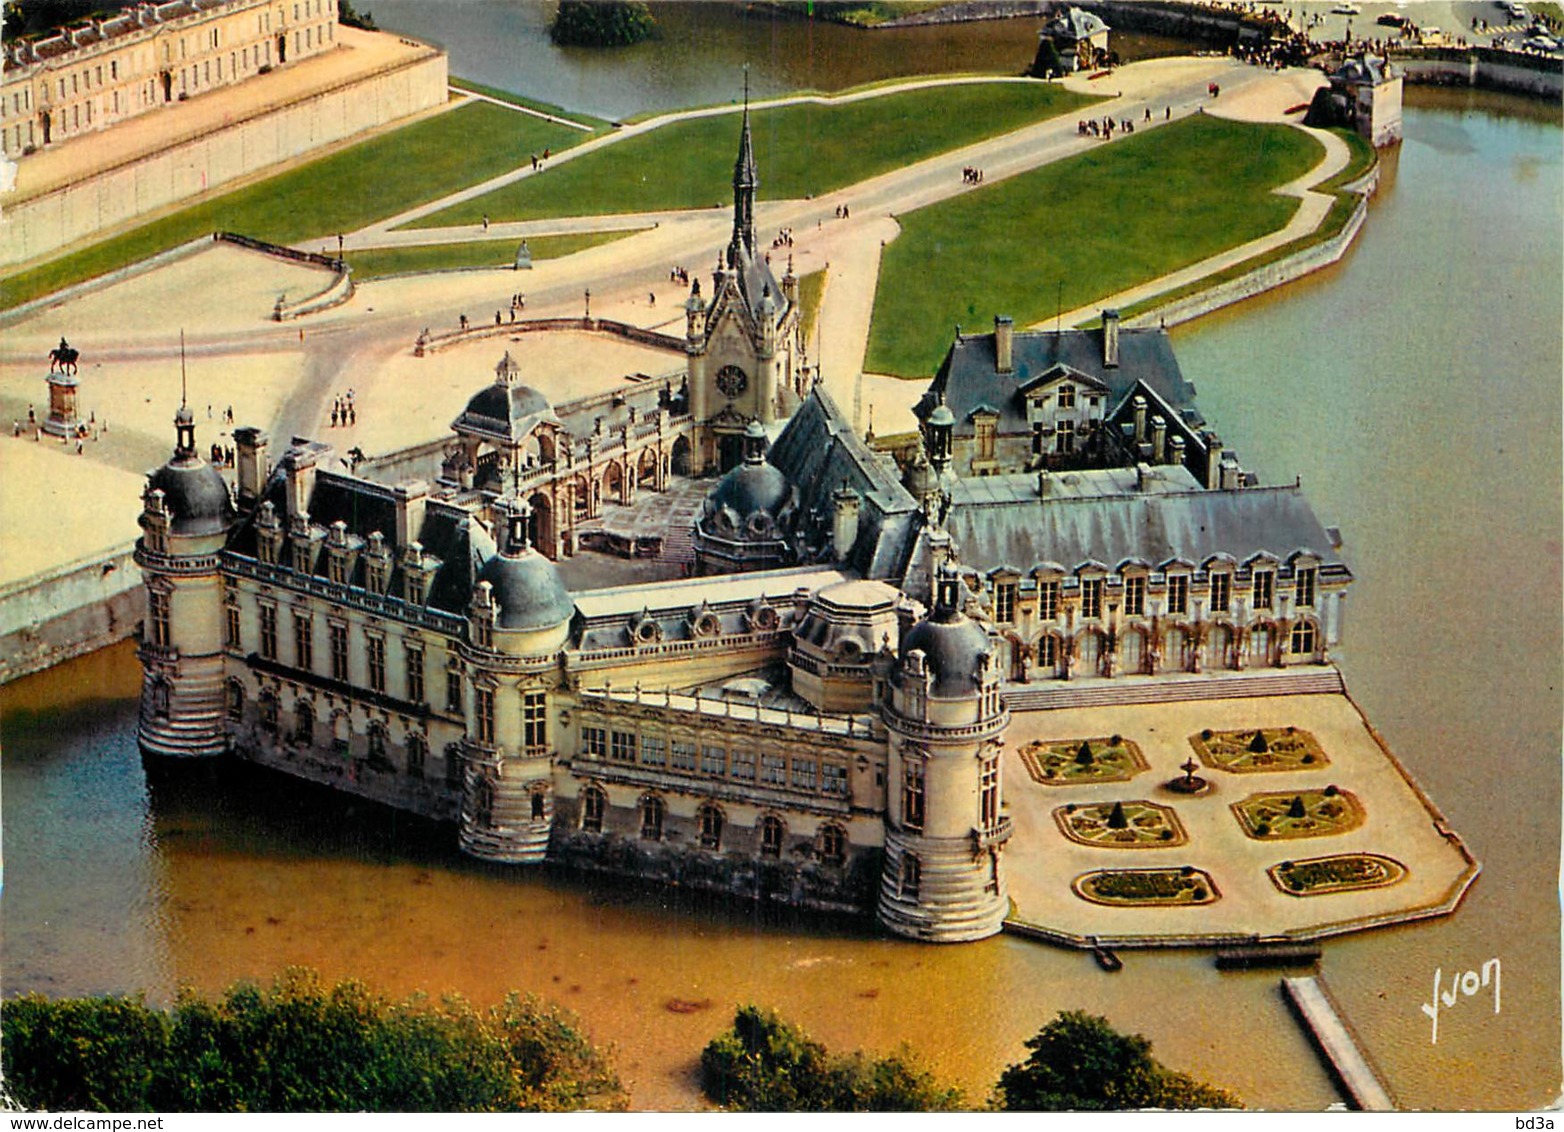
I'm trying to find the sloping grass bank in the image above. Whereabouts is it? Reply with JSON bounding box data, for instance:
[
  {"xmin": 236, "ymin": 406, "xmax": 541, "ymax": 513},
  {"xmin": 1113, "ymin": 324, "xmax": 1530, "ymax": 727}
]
[
  {"xmin": 864, "ymin": 114, "xmax": 1325, "ymax": 377},
  {"xmin": 344, "ymin": 230, "xmax": 640, "ymax": 280},
  {"xmin": 2, "ymin": 99, "xmax": 584, "ymax": 312},
  {"xmin": 407, "ymin": 81, "xmax": 1101, "ymax": 229}
]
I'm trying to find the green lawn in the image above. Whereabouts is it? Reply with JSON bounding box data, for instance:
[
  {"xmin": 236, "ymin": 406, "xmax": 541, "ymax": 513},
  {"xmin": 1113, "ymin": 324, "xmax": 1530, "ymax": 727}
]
[
  {"xmin": 448, "ymin": 78, "xmax": 614, "ymax": 130},
  {"xmin": 1, "ymin": 101, "xmax": 586, "ymax": 311},
  {"xmin": 344, "ymin": 230, "xmax": 641, "ymax": 280},
  {"xmin": 406, "ymin": 81, "xmax": 1101, "ymax": 230},
  {"xmin": 864, "ymin": 115, "xmax": 1325, "ymax": 377}
]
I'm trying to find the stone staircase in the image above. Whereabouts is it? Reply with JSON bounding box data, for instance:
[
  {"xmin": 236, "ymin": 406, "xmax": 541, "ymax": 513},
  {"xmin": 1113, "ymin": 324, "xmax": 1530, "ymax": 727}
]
[{"xmin": 1000, "ymin": 666, "xmax": 1345, "ymax": 713}]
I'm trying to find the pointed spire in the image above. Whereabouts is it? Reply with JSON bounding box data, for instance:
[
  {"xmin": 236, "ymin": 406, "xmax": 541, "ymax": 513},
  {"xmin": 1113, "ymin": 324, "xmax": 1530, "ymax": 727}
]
[{"xmin": 730, "ymin": 66, "xmax": 758, "ymax": 263}]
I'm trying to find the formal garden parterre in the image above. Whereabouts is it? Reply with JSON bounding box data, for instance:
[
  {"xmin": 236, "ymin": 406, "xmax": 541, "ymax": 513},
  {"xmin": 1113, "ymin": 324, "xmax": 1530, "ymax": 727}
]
[{"xmin": 1020, "ymin": 735, "xmax": 1148, "ymax": 785}]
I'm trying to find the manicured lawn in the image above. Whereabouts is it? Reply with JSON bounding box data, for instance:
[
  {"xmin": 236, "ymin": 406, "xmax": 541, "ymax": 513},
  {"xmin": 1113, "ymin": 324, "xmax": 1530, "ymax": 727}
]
[
  {"xmin": 345, "ymin": 230, "xmax": 641, "ymax": 280},
  {"xmin": 1, "ymin": 101, "xmax": 585, "ymax": 311},
  {"xmin": 797, "ymin": 269, "xmax": 828, "ymax": 349},
  {"xmin": 865, "ymin": 115, "xmax": 1325, "ymax": 377},
  {"xmin": 407, "ymin": 81, "xmax": 1100, "ymax": 230}
]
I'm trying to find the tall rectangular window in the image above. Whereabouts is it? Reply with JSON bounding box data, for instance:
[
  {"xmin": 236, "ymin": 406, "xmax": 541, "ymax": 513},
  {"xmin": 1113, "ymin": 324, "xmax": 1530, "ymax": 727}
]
[
  {"xmin": 366, "ymin": 636, "xmax": 385, "ymax": 694},
  {"xmin": 700, "ymin": 744, "xmax": 726, "ymax": 776},
  {"xmin": 1081, "ymin": 578, "xmax": 1102, "ymax": 620},
  {"xmin": 1055, "ymin": 419, "xmax": 1075, "ymax": 455},
  {"xmin": 1032, "ymin": 422, "xmax": 1046, "ymax": 455},
  {"xmin": 329, "ymin": 622, "xmax": 349, "ymax": 682},
  {"xmin": 672, "ymin": 740, "xmax": 697, "ymax": 772},
  {"xmin": 610, "ymin": 730, "xmax": 636, "ymax": 764},
  {"xmin": 790, "ymin": 757, "xmax": 817, "ymax": 792},
  {"xmin": 294, "ymin": 613, "xmax": 313, "ymax": 671},
  {"xmin": 1037, "ymin": 580, "xmax": 1059, "ymax": 621},
  {"xmin": 1253, "ymin": 570, "xmax": 1274, "ymax": 610},
  {"xmin": 582, "ymin": 725, "xmax": 607, "ymax": 758},
  {"xmin": 405, "ymin": 643, "xmax": 425, "ymax": 704},
  {"xmin": 446, "ymin": 668, "xmax": 462, "ymax": 715},
  {"xmin": 1167, "ymin": 574, "xmax": 1189, "ymax": 615},
  {"xmin": 1057, "ymin": 384, "xmax": 1075, "ymax": 409},
  {"xmin": 822, "ymin": 762, "xmax": 848, "ymax": 796},
  {"xmin": 902, "ymin": 761, "xmax": 925, "ymax": 832},
  {"xmin": 761, "ymin": 753, "xmax": 786, "ymax": 786},
  {"xmin": 640, "ymin": 733, "xmax": 666, "ymax": 767},
  {"xmin": 1296, "ymin": 566, "xmax": 1317, "ymax": 609},
  {"xmin": 729, "ymin": 748, "xmax": 755, "ymax": 780},
  {"xmin": 980, "ymin": 756, "xmax": 999, "ymax": 830},
  {"xmin": 994, "ymin": 579, "xmax": 1017, "ymax": 624},
  {"xmin": 1124, "ymin": 575, "xmax": 1145, "ymax": 617},
  {"xmin": 259, "ymin": 605, "xmax": 277, "ymax": 660},
  {"xmin": 149, "ymin": 591, "xmax": 171, "ymax": 648},
  {"xmin": 1210, "ymin": 572, "xmax": 1231, "ymax": 614},
  {"xmin": 975, "ymin": 417, "xmax": 996, "ymax": 461},
  {"xmin": 475, "ymin": 688, "xmax": 495, "ymax": 745},
  {"xmin": 225, "ymin": 602, "xmax": 241, "ymax": 649},
  {"xmin": 523, "ymin": 690, "xmax": 547, "ymax": 750}
]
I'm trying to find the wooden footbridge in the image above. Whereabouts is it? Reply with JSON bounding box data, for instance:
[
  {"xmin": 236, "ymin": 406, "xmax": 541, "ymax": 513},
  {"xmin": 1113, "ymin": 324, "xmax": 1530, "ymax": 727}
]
[{"xmin": 1281, "ymin": 975, "xmax": 1396, "ymax": 1111}]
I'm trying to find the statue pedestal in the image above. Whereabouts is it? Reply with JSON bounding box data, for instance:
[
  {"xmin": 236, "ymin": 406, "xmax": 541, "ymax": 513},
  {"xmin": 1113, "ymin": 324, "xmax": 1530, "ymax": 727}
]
[{"xmin": 42, "ymin": 372, "xmax": 80, "ymax": 438}]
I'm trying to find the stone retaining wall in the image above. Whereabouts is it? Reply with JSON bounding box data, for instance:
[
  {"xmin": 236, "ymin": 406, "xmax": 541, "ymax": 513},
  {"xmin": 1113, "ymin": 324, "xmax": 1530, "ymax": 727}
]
[
  {"xmin": 1, "ymin": 47, "xmax": 448, "ymax": 269},
  {"xmin": 1394, "ymin": 51, "xmax": 1563, "ymax": 99},
  {"xmin": 0, "ymin": 543, "xmax": 144, "ymax": 684}
]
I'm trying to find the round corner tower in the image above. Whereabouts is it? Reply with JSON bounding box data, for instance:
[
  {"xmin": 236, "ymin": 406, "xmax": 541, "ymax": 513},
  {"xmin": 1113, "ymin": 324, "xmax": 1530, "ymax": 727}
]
[
  {"xmin": 135, "ymin": 402, "xmax": 237, "ymax": 757},
  {"xmin": 457, "ymin": 499, "xmax": 574, "ymax": 865},
  {"xmin": 877, "ymin": 565, "xmax": 1012, "ymax": 941}
]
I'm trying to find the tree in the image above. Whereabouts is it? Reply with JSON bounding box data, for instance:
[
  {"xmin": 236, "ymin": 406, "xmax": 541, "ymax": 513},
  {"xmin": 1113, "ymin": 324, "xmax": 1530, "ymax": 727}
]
[
  {"xmin": 2, "ymin": 969, "xmax": 624, "ymax": 1113},
  {"xmin": 701, "ymin": 1005, "xmax": 961, "ymax": 1111},
  {"xmin": 548, "ymin": 1, "xmax": 655, "ymax": 48},
  {"xmin": 994, "ymin": 1011, "xmax": 1239, "ymax": 1111},
  {"xmin": 1107, "ymin": 801, "xmax": 1128, "ymax": 830}
]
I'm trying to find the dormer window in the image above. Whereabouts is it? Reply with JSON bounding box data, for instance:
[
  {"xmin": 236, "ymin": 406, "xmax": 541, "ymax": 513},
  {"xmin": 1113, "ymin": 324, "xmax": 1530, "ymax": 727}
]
[
  {"xmin": 1210, "ymin": 572, "xmax": 1231, "ymax": 614},
  {"xmin": 291, "ymin": 538, "xmax": 313, "ymax": 575},
  {"xmin": 1253, "ymin": 569, "xmax": 1274, "ymax": 610},
  {"xmin": 1167, "ymin": 573, "xmax": 1189, "ymax": 616},
  {"xmin": 1081, "ymin": 576, "xmax": 1103, "ymax": 620},
  {"xmin": 1124, "ymin": 574, "xmax": 1146, "ymax": 616}
]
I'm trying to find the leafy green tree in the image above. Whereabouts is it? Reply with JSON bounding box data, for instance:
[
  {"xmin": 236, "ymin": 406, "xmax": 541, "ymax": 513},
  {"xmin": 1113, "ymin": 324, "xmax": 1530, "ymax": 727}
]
[
  {"xmin": 994, "ymin": 1011, "xmax": 1239, "ymax": 1110},
  {"xmin": 3, "ymin": 969, "xmax": 624, "ymax": 1113},
  {"xmin": 702, "ymin": 1005, "xmax": 961, "ymax": 1111},
  {"xmin": 548, "ymin": 1, "xmax": 655, "ymax": 47}
]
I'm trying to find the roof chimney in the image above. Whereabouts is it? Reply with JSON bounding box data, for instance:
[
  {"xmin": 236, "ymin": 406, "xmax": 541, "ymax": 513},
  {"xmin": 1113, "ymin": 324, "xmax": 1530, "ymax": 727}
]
[
  {"xmin": 1102, "ymin": 309, "xmax": 1120, "ymax": 368},
  {"xmin": 994, "ymin": 315, "xmax": 1014, "ymax": 374}
]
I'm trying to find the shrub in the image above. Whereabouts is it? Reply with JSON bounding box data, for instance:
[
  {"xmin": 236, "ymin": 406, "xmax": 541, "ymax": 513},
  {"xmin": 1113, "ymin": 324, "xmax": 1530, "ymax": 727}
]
[
  {"xmin": 994, "ymin": 1011, "xmax": 1240, "ymax": 1110},
  {"xmin": 1191, "ymin": 887, "xmax": 1208, "ymax": 901},
  {"xmin": 1256, "ymin": 822, "xmax": 1271, "ymax": 836},
  {"xmin": 1287, "ymin": 796, "xmax": 1306, "ymax": 819},
  {"xmin": 701, "ymin": 1006, "xmax": 961, "ymax": 1111},
  {"xmin": 1159, "ymin": 829, "xmax": 1173, "ymax": 841},
  {"xmin": 1301, "ymin": 753, "xmax": 1315, "ymax": 764},
  {"xmin": 1324, "ymin": 784, "xmax": 1339, "ymax": 797},
  {"xmin": 1248, "ymin": 731, "xmax": 1269, "ymax": 753},
  {"xmin": 2, "ymin": 970, "xmax": 623, "ymax": 1113},
  {"xmin": 1107, "ymin": 802, "xmax": 1128, "ymax": 830},
  {"xmin": 1201, "ymin": 729, "xmax": 1213, "ymax": 741},
  {"xmin": 1075, "ymin": 740, "xmax": 1095, "ymax": 766}
]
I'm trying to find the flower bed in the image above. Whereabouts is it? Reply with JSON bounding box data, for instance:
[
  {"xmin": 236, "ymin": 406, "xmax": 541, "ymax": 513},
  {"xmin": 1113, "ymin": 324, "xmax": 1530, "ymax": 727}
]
[
  {"xmin": 1269, "ymin": 853, "xmax": 1407, "ymax": 896},
  {"xmin": 1190, "ymin": 726, "xmax": 1328, "ymax": 773},
  {"xmin": 1073, "ymin": 866, "xmax": 1219, "ymax": 907},
  {"xmin": 1020, "ymin": 735, "xmax": 1148, "ymax": 785},
  {"xmin": 1053, "ymin": 800, "xmax": 1187, "ymax": 848},
  {"xmin": 1232, "ymin": 787, "xmax": 1364, "ymax": 840}
]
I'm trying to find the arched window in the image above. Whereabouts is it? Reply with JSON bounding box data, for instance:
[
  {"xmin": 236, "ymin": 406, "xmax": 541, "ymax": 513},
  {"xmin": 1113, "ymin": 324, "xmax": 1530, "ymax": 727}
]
[
  {"xmin": 697, "ymin": 802, "xmax": 723, "ymax": 851},
  {"xmin": 1290, "ymin": 619, "xmax": 1317, "ymax": 659},
  {"xmin": 640, "ymin": 794, "xmax": 665, "ymax": 841},
  {"xmin": 293, "ymin": 701, "xmax": 314, "ymax": 745},
  {"xmin": 581, "ymin": 784, "xmax": 606, "ymax": 833},
  {"xmin": 406, "ymin": 731, "xmax": 426, "ymax": 779},
  {"xmin": 818, "ymin": 823, "xmax": 847, "ymax": 866},
  {"xmin": 759, "ymin": 814, "xmax": 785, "ymax": 859},
  {"xmin": 226, "ymin": 678, "xmax": 245, "ymax": 721},
  {"xmin": 259, "ymin": 689, "xmax": 279, "ymax": 732}
]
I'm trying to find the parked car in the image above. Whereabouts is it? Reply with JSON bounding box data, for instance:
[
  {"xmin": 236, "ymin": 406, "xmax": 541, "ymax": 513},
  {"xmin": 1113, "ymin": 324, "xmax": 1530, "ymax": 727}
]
[
  {"xmin": 1332, "ymin": 3, "xmax": 1361, "ymax": 14},
  {"xmin": 1377, "ymin": 12, "xmax": 1407, "ymax": 27}
]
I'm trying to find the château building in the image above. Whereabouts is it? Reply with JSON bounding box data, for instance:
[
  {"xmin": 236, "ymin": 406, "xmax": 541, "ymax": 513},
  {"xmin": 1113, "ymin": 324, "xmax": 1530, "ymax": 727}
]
[
  {"xmin": 134, "ymin": 107, "xmax": 1352, "ymax": 943},
  {"xmin": 2, "ymin": 0, "xmax": 340, "ymax": 158}
]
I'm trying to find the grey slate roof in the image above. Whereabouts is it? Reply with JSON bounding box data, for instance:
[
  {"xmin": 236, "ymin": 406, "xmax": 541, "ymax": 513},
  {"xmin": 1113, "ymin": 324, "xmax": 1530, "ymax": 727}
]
[
  {"xmin": 1043, "ymin": 7, "xmax": 1110, "ymax": 41},
  {"xmin": 917, "ymin": 326, "xmax": 1204, "ymax": 437},
  {"xmin": 767, "ymin": 387, "xmax": 921, "ymax": 579},
  {"xmin": 943, "ymin": 485, "xmax": 1347, "ymax": 575}
]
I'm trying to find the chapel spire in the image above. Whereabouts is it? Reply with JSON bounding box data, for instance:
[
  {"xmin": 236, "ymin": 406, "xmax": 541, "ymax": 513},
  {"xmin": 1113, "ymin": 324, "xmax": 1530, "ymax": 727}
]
[{"xmin": 730, "ymin": 68, "xmax": 758, "ymax": 264}]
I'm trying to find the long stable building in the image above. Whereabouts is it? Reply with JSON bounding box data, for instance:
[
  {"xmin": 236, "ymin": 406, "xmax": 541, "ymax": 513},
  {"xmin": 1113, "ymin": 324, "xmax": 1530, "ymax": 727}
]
[{"xmin": 136, "ymin": 110, "xmax": 1365, "ymax": 944}]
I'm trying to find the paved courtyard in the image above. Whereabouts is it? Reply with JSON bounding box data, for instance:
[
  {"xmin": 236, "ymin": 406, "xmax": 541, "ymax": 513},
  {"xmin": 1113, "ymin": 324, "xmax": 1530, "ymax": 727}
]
[{"xmin": 1001, "ymin": 691, "xmax": 1478, "ymax": 947}]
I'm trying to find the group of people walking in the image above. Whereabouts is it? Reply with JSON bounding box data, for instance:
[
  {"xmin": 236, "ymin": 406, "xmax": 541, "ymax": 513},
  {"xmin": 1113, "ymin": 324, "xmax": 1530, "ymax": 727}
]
[{"xmin": 329, "ymin": 391, "xmax": 357, "ymax": 429}]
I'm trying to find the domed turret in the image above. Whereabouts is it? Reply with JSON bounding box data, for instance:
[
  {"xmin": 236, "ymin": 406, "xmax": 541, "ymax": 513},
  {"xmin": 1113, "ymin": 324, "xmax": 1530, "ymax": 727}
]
[
  {"xmin": 143, "ymin": 404, "xmax": 235, "ymax": 537},
  {"xmin": 693, "ymin": 421, "xmax": 798, "ymax": 575},
  {"xmin": 475, "ymin": 503, "xmax": 574, "ymax": 633}
]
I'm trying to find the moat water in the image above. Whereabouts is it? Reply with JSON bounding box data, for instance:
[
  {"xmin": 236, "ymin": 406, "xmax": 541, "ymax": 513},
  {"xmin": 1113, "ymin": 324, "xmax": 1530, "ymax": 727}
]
[{"xmin": 2, "ymin": 19, "xmax": 1559, "ymax": 1113}]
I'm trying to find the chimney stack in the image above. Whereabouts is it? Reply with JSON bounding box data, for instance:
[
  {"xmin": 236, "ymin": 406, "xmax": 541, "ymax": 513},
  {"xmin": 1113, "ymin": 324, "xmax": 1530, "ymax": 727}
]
[
  {"xmin": 234, "ymin": 427, "xmax": 270, "ymax": 511},
  {"xmin": 994, "ymin": 315, "xmax": 1014, "ymax": 374},
  {"xmin": 393, "ymin": 480, "xmax": 429, "ymax": 548},
  {"xmin": 1150, "ymin": 415, "xmax": 1167, "ymax": 463},
  {"xmin": 1169, "ymin": 434, "xmax": 1186, "ymax": 468},
  {"xmin": 1204, "ymin": 432, "xmax": 1223, "ymax": 489},
  {"xmin": 1132, "ymin": 395, "xmax": 1147, "ymax": 445},
  {"xmin": 1102, "ymin": 309, "xmax": 1120, "ymax": 368}
]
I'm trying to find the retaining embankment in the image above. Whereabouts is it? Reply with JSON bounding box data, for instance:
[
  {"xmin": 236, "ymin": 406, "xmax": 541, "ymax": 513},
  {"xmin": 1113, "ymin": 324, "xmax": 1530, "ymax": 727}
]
[
  {"xmin": 1391, "ymin": 47, "xmax": 1563, "ymax": 99},
  {"xmin": 1, "ymin": 46, "xmax": 448, "ymax": 270},
  {"xmin": 214, "ymin": 232, "xmax": 354, "ymax": 318},
  {"xmin": 0, "ymin": 543, "xmax": 144, "ymax": 685},
  {"xmin": 1126, "ymin": 167, "xmax": 1377, "ymax": 331}
]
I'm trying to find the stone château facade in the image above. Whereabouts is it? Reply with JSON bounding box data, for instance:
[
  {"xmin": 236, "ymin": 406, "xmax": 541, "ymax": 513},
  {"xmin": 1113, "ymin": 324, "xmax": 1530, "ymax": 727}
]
[
  {"xmin": 134, "ymin": 109, "xmax": 1354, "ymax": 944},
  {"xmin": 2, "ymin": 0, "xmax": 340, "ymax": 158}
]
